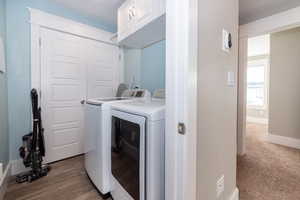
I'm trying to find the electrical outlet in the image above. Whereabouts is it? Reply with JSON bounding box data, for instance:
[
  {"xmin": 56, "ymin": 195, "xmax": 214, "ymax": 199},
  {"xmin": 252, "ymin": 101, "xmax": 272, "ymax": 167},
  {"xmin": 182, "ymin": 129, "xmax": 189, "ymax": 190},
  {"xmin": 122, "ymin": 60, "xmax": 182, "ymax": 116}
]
[{"xmin": 216, "ymin": 175, "xmax": 225, "ymax": 198}]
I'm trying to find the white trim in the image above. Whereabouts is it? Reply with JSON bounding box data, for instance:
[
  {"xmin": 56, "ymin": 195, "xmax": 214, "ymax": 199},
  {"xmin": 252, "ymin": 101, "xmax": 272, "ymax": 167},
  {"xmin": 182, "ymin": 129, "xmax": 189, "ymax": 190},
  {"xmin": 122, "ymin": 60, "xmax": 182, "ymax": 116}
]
[
  {"xmin": 240, "ymin": 6, "xmax": 300, "ymax": 38},
  {"xmin": 228, "ymin": 188, "xmax": 239, "ymax": 200},
  {"xmin": 248, "ymin": 54, "xmax": 269, "ymax": 61},
  {"xmin": 237, "ymin": 6, "xmax": 300, "ymax": 156},
  {"xmin": 10, "ymin": 159, "xmax": 29, "ymax": 176},
  {"xmin": 165, "ymin": 0, "xmax": 198, "ymax": 199},
  {"xmin": 266, "ymin": 133, "xmax": 300, "ymax": 150},
  {"xmin": 0, "ymin": 163, "xmax": 11, "ymax": 200},
  {"xmin": 237, "ymin": 37, "xmax": 247, "ymax": 155},
  {"xmin": 246, "ymin": 117, "xmax": 268, "ymax": 125}
]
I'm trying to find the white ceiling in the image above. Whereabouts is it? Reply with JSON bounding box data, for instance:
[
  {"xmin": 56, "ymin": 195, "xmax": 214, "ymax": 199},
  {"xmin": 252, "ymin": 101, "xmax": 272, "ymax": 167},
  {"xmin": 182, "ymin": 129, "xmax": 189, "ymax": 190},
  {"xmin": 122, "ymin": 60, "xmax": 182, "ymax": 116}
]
[
  {"xmin": 51, "ymin": 0, "xmax": 125, "ymax": 28},
  {"xmin": 52, "ymin": 0, "xmax": 300, "ymax": 28},
  {"xmin": 240, "ymin": 0, "xmax": 300, "ymax": 25}
]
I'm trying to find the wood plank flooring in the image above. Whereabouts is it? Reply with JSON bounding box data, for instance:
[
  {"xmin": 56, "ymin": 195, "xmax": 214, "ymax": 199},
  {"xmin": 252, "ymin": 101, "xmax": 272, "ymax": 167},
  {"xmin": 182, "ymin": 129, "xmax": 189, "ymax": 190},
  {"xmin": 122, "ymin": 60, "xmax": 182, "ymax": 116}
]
[{"xmin": 4, "ymin": 156, "xmax": 111, "ymax": 200}]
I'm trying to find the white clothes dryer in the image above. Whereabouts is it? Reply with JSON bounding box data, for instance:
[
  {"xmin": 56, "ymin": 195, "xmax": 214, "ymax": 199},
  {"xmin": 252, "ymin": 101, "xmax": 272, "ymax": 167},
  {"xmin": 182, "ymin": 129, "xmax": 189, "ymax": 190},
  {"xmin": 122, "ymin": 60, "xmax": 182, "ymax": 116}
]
[
  {"xmin": 110, "ymin": 99, "xmax": 165, "ymax": 200},
  {"xmin": 84, "ymin": 89, "xmax": 151, "ymax": 198},
  {"xmin": 85, "ymin": 97, "xmax": 130, "ymax": 198}
]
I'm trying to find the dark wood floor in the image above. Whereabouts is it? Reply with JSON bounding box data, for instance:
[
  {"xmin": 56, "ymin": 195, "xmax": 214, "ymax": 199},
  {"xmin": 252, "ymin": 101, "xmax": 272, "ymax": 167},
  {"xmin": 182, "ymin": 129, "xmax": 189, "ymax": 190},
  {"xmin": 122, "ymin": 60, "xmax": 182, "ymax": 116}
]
[{"xmin": 4, "ymin": 156, "xmax": 110, "ymax": 200}]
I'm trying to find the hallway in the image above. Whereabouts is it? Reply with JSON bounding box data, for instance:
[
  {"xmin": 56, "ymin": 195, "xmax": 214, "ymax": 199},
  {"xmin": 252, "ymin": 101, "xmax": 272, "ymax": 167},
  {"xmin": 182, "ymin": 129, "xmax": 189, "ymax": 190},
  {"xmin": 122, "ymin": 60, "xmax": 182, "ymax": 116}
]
[{"xmin": 237, "ymin": 123, "xmax": 300, "ymax": 200}]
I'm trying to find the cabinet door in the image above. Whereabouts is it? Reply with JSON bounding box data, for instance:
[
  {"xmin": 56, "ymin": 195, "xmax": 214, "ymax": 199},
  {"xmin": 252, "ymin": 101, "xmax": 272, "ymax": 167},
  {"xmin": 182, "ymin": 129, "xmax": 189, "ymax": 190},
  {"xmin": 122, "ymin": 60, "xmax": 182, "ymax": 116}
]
[
  {"xmin": 118, "ymin": 0, "xmax": 133, "ymax": 40},
  {"xmin": 134, "ymin": 0, "xmax": 153, "ymax": 25}
]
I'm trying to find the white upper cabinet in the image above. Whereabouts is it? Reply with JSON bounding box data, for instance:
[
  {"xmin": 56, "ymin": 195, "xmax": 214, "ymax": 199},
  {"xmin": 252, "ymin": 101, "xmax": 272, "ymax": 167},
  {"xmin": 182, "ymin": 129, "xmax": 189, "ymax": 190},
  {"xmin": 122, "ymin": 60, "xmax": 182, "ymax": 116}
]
[
  {"xmin": 118, "ymin": 0, "xmax": 166, "ymax": 48},
  {"xmin": 118, "ymin": 0, "xmax": 134, "ymax": 41},
  {"xmin": 135, "ymin": 0, "xmax": 153, "ymax": 26}
]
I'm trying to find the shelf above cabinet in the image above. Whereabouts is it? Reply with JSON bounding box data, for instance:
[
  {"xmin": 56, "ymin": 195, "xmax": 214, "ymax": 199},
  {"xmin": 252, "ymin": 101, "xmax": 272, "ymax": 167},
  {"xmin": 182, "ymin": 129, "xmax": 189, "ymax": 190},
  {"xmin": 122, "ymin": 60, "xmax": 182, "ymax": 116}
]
[{"xmin": 118, "ymin": 14, "xmax": 165, "ymax": 48}]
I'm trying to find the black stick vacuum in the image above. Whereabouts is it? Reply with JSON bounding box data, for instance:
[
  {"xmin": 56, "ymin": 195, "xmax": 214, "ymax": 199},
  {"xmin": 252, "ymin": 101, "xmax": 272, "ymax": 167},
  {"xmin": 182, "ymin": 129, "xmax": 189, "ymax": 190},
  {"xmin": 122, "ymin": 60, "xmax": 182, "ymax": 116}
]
[{"xmin": 16, "ymin": 89, "xmax": 50, "ymax": 183}]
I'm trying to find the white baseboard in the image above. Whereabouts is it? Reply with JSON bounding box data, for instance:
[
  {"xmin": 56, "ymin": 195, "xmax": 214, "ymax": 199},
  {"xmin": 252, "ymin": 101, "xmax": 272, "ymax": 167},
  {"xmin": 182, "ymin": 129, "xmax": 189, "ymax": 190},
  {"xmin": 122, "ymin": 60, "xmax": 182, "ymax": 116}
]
[
  {"xmin": 247, "ymin": 117, "xmax": 268, "ymax": 125},
  {"xmin": 266, "ymin": 133, "xmax": 300, "ymax": 150},
  {"xmin": 11, "ymin": 159, "xmax": 29, "ymax": 176},
  {"xmin": 0, "ymin": 163, "xmax": 11, "ymax": 200},
  {"xmin": 229, "ymin": 188, "xmax": 239, "ymax": 200}
]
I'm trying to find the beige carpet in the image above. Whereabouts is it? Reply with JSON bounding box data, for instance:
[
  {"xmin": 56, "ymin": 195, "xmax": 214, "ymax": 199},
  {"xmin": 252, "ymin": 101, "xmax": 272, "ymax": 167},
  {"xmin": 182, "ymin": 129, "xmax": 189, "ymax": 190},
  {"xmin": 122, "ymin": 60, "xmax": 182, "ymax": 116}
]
[{"xmin": 237, "ymin": 123, "xmax": 300, "ymax": 200}]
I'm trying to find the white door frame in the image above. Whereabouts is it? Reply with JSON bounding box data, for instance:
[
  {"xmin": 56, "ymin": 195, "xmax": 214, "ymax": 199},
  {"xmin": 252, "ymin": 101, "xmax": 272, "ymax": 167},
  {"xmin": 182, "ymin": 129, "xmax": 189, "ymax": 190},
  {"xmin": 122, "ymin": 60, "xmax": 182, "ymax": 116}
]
[
  {"xmin": 237, "ymin": 6, "xmax": 300, "ymax": 155},
  {"xmin": 29, "ymin": 7, "xmax": 121, "ymax": 94},
  {"xmin": 165, "ymin": 0, "xmax": 198, "ymax": 199}
]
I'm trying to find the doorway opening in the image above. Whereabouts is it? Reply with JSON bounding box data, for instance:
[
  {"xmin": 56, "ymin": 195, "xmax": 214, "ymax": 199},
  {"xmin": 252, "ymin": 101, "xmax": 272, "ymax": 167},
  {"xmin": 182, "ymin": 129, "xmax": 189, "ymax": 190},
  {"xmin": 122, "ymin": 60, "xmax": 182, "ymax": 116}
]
[
  {"xmin": 238, "ymin": 26, "xmax": 300, "ymax": 200},
  {"xmin": 247, "ymin": 35, "xmax": 270, "ymax": 126},
  {"xmin": 246, "ymin": 34, "xmax": 270, "ymax": 139}
]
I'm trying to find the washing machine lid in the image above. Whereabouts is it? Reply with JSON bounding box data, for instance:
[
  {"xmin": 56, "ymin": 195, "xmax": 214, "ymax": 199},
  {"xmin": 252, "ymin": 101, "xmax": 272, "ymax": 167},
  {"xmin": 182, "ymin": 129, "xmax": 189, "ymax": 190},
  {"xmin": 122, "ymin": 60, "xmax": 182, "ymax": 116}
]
[
  {"xmin": 111, "ymin": 99, "xmax": 165, "ymax": 121},
  {"xmin": 86, "ymin": 97, "xmax": 131, "ymax": 105}
]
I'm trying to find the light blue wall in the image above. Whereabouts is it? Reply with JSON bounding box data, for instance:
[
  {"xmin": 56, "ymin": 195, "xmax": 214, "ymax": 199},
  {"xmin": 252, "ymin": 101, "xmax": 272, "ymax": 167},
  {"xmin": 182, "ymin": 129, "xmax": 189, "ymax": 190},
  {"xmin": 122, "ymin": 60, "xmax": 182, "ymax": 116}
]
[
  {"xmin": 124, "ymin": 48, "xmax": 142, "ymax": 88},
  {"xmin": 6, "ymin": 0, "xmax": 115, "ymax": 160},
  {"xmin": 124, "ymin": 40, "xmax": 166, "ymax": 93},
  {"xmin": 0, "ymin": 0, "xmax": 9, "ymax": 169},
  {"xmin": 140, "ymin": 40, "xmax": 166, "ymax": 93}
]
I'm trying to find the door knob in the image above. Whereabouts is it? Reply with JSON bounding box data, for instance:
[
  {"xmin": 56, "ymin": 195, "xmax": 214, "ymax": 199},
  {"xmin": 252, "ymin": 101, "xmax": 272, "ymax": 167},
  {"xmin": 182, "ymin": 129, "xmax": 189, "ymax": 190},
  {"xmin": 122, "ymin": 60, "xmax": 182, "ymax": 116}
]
[{"xmin": 80, "ymin": 100, "xmax": 85, "ymax": 105}]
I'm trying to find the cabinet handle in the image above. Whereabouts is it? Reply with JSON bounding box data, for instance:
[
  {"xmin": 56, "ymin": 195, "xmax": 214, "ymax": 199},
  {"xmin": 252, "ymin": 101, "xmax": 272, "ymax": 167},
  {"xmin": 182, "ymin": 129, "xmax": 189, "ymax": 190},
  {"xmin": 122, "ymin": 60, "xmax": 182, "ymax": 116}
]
[
  {"xmin": 129, "ymin": 9, "xmax": 132, "ymax": 20},
  {"xmin": 128, "ymin": 6, "xmax": 136, "ymax": 20},
  {"xmin": 132, "ymin": 6, "xmax": 136, "ymax": 16}
]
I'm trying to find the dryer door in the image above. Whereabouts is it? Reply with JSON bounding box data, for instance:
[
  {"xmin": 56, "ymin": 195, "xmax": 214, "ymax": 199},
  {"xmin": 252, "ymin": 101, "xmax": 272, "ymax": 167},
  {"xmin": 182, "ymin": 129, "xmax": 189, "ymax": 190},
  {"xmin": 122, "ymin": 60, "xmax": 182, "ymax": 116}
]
[{"xmin": 111, "ymin": 110, "xmax": 146, "ymax": 200}]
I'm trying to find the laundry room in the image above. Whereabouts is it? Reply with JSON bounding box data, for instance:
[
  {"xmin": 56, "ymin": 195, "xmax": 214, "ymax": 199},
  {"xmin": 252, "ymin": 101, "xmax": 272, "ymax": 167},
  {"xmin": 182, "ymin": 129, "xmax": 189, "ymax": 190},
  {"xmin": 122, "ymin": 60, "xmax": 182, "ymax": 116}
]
[{"xmin": 0, "ymin": 0, "xmax": 243, "ymax": 199}]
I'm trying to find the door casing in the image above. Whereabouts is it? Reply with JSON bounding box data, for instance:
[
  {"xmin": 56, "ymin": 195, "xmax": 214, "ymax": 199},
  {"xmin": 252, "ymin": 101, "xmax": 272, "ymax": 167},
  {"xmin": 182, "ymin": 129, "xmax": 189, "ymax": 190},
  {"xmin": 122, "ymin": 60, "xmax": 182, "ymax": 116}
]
[
  {"xmin": 165, "ymin": 0, "xmax": 198, "ymax": 199},
  {"xmin": 238, "ymin": 6, "xmax": 300, "ymax": 155}
]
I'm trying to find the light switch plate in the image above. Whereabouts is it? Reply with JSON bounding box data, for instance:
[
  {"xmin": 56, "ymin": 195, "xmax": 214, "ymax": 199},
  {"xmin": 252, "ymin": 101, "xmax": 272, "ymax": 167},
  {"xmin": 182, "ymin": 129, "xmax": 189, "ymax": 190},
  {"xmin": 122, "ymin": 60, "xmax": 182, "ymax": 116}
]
[{"xmin": 227, "ymin": 71, "xmax": 235, "ymax": 87}]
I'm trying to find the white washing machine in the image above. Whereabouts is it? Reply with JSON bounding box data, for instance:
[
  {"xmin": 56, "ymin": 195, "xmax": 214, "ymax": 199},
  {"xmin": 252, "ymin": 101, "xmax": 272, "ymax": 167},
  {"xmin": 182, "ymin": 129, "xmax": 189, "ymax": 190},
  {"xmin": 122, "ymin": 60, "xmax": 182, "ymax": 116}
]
[
  {"xmin": 84, "ymin": 90, "xmax": 151, "ymax": 198},
  {"xmin": 110, "ymin": 98, "xmax": 165, "ymax": 200}
]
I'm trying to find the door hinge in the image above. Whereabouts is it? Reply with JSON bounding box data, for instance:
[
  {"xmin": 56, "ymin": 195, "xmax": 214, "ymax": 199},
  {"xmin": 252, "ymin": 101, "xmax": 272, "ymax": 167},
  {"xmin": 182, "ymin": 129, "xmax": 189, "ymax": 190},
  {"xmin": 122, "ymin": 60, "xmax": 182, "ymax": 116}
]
[{"xmin": 178, "ymin": 123, "xmax": 186, "ymax": 135}]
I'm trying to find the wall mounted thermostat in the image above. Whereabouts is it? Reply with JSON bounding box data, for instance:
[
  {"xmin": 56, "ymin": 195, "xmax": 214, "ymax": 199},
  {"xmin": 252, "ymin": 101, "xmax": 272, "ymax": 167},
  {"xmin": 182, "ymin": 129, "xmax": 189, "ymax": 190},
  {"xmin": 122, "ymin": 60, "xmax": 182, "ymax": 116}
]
[{"xmin": 222, "ymin": 29, "xmax": 232, "ymax": 52}]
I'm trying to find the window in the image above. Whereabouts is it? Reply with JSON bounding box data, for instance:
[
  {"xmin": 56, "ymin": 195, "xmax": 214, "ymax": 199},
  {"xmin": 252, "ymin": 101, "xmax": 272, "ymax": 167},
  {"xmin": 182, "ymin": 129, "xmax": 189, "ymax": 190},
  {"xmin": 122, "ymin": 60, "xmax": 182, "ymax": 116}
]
[{"xmin": 247, "ymin": 58, "xmax": 268, "ymax": 107}]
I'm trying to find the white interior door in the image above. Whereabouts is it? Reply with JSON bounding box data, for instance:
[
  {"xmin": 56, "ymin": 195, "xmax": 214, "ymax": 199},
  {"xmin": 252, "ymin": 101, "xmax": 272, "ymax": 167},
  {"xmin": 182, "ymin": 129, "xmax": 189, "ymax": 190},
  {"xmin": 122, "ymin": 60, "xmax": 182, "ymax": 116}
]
[
  {"xmin": 86, "ymin": 39, "xmax": 119, "ymax": 99},
  {"xmin": 40, "ymin": 28, "xmax": 119, "ymax": 163},
  {"xmin": 41, "ymin": 28, "xmax": 87, "ymax": 163}
]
